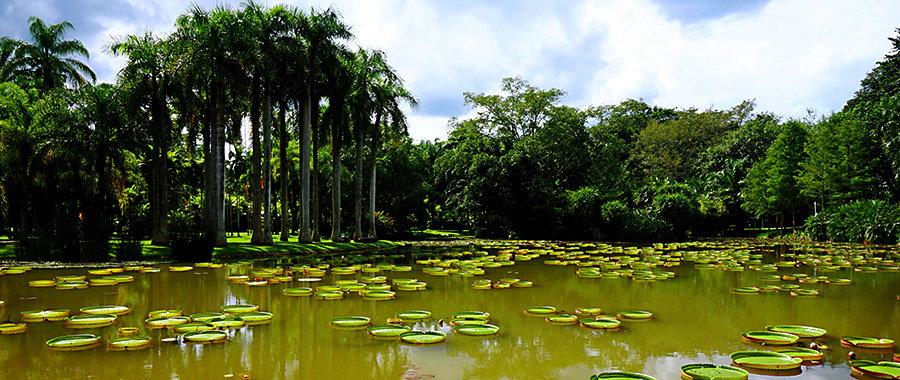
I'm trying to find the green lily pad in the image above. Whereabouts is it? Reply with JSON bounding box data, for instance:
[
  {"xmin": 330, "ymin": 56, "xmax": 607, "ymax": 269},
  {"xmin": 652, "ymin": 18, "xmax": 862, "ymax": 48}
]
[
  {"xmin": 46, "ymin": 334, "xmax": 101, "ymax": 351},
  {"xmin": 399, "ymin": 330, "xmax": 446, "ymax": 345},
  {"xmin": 740, "ymin": 331, "xmax": 799, "ymax": 345},
  {"xmin": 452, "ymin": 311, "xmax": 490, "ymax": 321},
  {"xmin": 107, "ymin": 335, "xmax": 152, "ymax": 351},
  {"xmin": 850, "ymin": 360, "xmax": 900, "ymax": 379},
  {"xmin": 773, "ymin": 347, "xmax": 823, "ymax": 361},
  {"xmin": 64, "ymin": 314, "xmax": 117, "ymax": 328},
  {"xmin": 765, "ymin": 325, "xmax": 826, "ymax": 338},
  {"xmin": 590, "ymin": 372, "xmax": 656, "ymax": 380},
  {"xmin": 523, "ymin": 305, "xmax": 556, "ymax": 315},
  {"xmin": 366, "ymin": 325, "xmax": 411, "ymax": 338},
  {"xmin": 681, "ymin": 363, "xmax": 749, "ymax": 380},
  {"xmin": 545, "ymin": 314, "xmax": 578, "ymax": 325},
  {"xmin": 330, "ymin": 316, "xmax": 371, "ymax": 328},
  {"xmin": 617, "ymin": 310, "xmax": 652, "ymax": 320},
  {"xmin": 580, "ymin": 317, "xmax": 621, "ymax": 329},
  {"xmin": 79, "ymin": 305, "xmax": 131, "ymax": 315},
  {"xmin": 235, "ymin": 312, "xmax": 274, "ymax": 325},
  {"xmin": 172, "ymin": 322, "xmax": 217, "ymax": 334},
  {"xmin": 729, "ymin": 351, "xmax": 803, "ymax": 370},
  {"xmin": 182, "ymin": 330, "xmax": 228, "ymax": 344},
  {"xmin": 453, "ymin": 324, "xmax": 499, "ymax": 336},
  {"xmin": 220, "ymin": 304, "xmax": 258, "ymax": 314},
  {"xmin": 395, "ymin": 310, "xmax": 432, "ymax": 322},
  {"xmin": 842, "ymin": 335, "xmax": 894, "ymax": 348}
]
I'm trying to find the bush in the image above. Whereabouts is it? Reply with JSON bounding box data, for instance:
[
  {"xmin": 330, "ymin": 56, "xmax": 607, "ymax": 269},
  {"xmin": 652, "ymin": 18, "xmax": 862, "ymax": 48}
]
[{"xmin": 804, "ymin": 199, "xmax": 900, "ymax": 244}]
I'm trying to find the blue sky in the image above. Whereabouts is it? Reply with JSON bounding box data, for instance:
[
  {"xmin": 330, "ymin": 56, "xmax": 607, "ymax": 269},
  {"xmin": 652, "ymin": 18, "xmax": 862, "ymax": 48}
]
[{"xmin": 2, "ymin": 0, "xmax": 899, "ymax": 141}]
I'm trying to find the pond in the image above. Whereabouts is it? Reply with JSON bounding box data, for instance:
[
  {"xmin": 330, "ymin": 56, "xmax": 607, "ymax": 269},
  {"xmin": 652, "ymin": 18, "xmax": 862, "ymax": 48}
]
[{"xmin": 1, "ymin": 240, "xmax": 899, "ymax": 379}]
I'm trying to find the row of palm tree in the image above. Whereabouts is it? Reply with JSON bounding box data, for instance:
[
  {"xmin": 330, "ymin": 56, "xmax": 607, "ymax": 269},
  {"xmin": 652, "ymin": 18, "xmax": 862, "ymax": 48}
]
[{"xmin": 0, "ymin": 2, "xmax": 417, "ymax": 255}]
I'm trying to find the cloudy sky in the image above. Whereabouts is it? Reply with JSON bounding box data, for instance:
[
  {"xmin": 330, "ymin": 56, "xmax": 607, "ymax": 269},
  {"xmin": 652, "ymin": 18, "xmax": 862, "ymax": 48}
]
[{"xmin": 2, "ymin": 0, "xmax": 899, "ymax": 141}]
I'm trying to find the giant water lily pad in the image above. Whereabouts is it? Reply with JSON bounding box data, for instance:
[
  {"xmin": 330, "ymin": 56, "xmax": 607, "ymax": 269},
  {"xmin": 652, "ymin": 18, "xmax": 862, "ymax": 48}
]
[
  {"xmin": 80, "ymin": 305, "xmax": 131, "ymax": 316},
  {"xmin": 399, "ymin": 331, "xmax": 446, "ymax": 345},
  {"xmin": 172, "ymin": 322, "xmax": 216, "ymax": 334},
  {"xmin": 330, "ymin": 316, "xmax": 371, "ymax": 329},
  {"xmin": 841, "ymin": 335, "xmax": 894, "ymax": 348},
  {"xmin": 740, "ymin": 331, "xmax": 799, "ymax": 345},
  {"xmin": 46, "ymin": 334, "xmax": 101, "ymax": 351},
  {"xmin": 453, "ymin": 324, "xmax": 499, "ymax": 336},
  {"xmin": 545, "ymin": 314, "xmax": 578, "ymax": 325},
  {"xmin": 220, "ymin": 304, "xmax": 258, "ymax": 314},
  {"xmin": 208, "ymin": 316, "xmax": 245, "ymax": 329},
  {"xmin": 107, "ymin": 335, "xmax": 152, "ymax": 351},
  {"xmin": 64, "ymin": 314, "xmax": 117, "ymax": 328},
  {"xmin": 773, "ymin": 347, "xmax": 823, "ymax": 361},
  {"xmin": 190, "ymin": 312, "xmax": 225, "ymax": 323},
  {"xmin": 523, "ymin": 305, "xmax": 556, "ymax": 315},
  {"xmin": 182, "ymin": 330, "xmax": 227, "ymax": 344},
  {"xmin": 367, "ymin": 325, "xmax": 410, "ymax": 338},
  {"xmin": 580, "ymin": 318, "xmax": 621, "ymax": 329},
  {"xmin": 617, "ymin": 310, "xmax": 652, "ymax": 320},
  {"xmin": 452, "ymin": 311, "xmax": 490, "ymax": 321},
  {"xmin": 0, "ymin": 323, "xmax": 26, "ymax": 334},
  {"xmin": 680, "ymin": 363, "xmax": 749, "ymax": 380},
  {"xmin": 395, "ymin": 310, "xmax": 432, "ymax": 322},
  {"xmin": 765, "ymin": 325, "xmax": 826, "ymax": 338},
  {"xmin": 850, "ymin": 360, "xmax": 900, "ymax": 379},
  {"xmin": 235, "ymin": 312, "xmax": 273, "ymax": 325},
  {"xmin": 590, "ymin": 372, "xmax": 656, "ymax": 380},
  {"xmin": 145, "ymin": 316, "xmax": 190, "ymax": 329},
  {"xmin": 729, "ymin": 351, "xmax": 803, "ymax": 370},
  {"xmin": 282, "ymin": 287, "xmax": 314, "ymax": 296}
]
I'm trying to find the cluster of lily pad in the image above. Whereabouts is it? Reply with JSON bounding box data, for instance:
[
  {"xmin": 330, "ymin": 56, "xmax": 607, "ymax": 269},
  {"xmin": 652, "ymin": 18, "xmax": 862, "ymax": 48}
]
[
  {"xmin": 522, "ymin": 305, "xmax": 653, "ymax": 330},
  {"xmin": 328, "ymin": 309, "xmax": 497, "ymax": 346}
]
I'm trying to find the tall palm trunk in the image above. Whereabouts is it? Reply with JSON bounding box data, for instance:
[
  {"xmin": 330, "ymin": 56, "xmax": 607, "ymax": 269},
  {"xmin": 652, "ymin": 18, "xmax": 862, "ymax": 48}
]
[
  {"xmin": 278, "ymin": 100, "xmax": 290, "ymax": 241},
  {"xmin": 250, "ymin": 76, "xmax": 263, "ymax": 243},
  {"xmin": 353, "ymin": 115, "xmax": 366, "ymax": 240},
  {"xmin": 262, "ymin": 81, "xmax": 273, "ymax": 244},
  {"xmin": 330, "ymin": 101, "xmax": 344, "ymax": 241},
  {"xmin": 214, "ymin": 83, "xmax": 227, "ymax": 246},
  {"xmin": 311, "ymin": 93, "xmax": 322, "ymax": 241},
  {"xmin": 299, "ymin": 82, "xmax": 312, "ymax": 243},
  {"xmin": 367, "ymin": 112, "xmax": 382, "ymax": 238},
  {"xmin": 150, "ymin": 82, "xmax": 169, "ymax": 245}
]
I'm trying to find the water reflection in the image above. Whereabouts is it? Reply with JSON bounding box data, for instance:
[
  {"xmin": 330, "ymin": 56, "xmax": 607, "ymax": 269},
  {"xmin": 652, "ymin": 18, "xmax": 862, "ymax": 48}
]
[{"xmin": 0, "ymin": 241, "xmax": 898, "ymax": 379}]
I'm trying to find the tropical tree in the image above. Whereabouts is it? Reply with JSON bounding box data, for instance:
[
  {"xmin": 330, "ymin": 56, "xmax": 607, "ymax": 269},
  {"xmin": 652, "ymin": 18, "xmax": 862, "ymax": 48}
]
[
  {"xmin": 108, "ymin": 32, "xmax": 174, "ymax": 245},
  {"xmin": 8, "ymin": 17, "xmax": 95, "ymax": 94}
]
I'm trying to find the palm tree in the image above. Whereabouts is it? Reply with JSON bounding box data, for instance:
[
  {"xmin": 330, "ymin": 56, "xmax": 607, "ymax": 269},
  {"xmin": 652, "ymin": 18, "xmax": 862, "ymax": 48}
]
[
  {"xmin": 9, "ymin": 17, "xmax": 96, "ymax": 94},
  {"xmin": 366, "ymin": 54, "xmax": 417, "ymax": 238},
  {"xmin": 108, "ymin": 32, "xmax": 173, "ymax": 245},
  {"xmin": 0, "ymin": 37, "xmax": 20, "ymax": 83},
  {"xmin": 297, "ymin": 6, "xmax": 353, "ymax": 243}
]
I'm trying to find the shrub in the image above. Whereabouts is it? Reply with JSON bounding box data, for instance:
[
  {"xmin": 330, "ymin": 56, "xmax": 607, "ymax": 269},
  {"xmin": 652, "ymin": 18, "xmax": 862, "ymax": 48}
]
[{"xmin": 804, "ymin": 199, "xmax": 900, "ymax": 244}]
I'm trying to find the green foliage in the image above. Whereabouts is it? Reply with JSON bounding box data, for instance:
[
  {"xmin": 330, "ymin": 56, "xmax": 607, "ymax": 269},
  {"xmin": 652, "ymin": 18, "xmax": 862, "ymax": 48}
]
[{"xmin": 805, "ymin": 199, "xmax": 900, "ymax": 244}]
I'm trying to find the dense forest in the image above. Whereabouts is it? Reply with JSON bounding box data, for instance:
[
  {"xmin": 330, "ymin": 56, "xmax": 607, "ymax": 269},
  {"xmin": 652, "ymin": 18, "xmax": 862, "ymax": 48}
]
[{"xmin": 1, "ymin": 3, "xmax": 900, "ymax": 263}]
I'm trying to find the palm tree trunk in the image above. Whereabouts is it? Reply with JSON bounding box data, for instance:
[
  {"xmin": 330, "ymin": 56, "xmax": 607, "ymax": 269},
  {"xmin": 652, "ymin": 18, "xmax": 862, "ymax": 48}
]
[
  {"xmin": 353, "ymin": 115, "xmax": 365, "ymax": 240},
  {"xmin": 311, "ymin": 93, "xmax": 322, "ymax": 241},
  {"xmin": 263, "ymin": 82, "xmax": 273, "ymax": 244},
  {"xmin": 331, "ymin": 102, "xmax": 344, "ymax": 241},
  {"xmin": 278, "ymin": 100, "xmax": 289, "ymax": 241},
  {"xmin": 150, "ymin": 84, "xmax": 169, "ymax": 245},
  {"xmin": 367, "ymin": 112, "xmax": 381, "ymax": 238},
  {"xmin": 299, "ymin": 82, "xmax": 312, "ymax": 243},
  {"xmin": 250, "ymin": 76, "xmax": 263, "ymax": 244},
  {"xmin": 215, "ymin": 83, "xmax": 227, "ymax": 246}
]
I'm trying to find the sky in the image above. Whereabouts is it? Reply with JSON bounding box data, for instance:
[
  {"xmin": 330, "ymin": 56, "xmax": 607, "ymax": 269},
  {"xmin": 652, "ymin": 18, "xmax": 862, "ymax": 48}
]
[{"xmin": 2, "ymin": 0, "xmax": 899, "ymax": 142}]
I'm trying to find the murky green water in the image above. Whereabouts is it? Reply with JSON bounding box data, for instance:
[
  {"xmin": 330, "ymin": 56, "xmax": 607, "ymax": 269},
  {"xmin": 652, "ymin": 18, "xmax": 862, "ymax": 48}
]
[{"xmin": 1, "ymin": 241, "xmax": 899, "ymax": 379}]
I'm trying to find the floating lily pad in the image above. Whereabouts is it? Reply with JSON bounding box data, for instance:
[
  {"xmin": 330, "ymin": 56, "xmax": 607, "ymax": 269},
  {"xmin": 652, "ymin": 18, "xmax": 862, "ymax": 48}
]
[
  {"xmin": 81, "ymin": 305, "xmax": 131, "ymax": 316},
  {"xmin": 220, "ymin": 304, "xmax": 258, "ymax": 314},
  {"xmin": 117, "ymin": 327, "xmax": 139, "ymax": 336},
  {"xmin": 452, "ymin": 311, "xmax": 490, "ymax": 321},
  {"xmin": 145, "ymin": 316, "xmax": 191, "ymax": 329},
  {"xmin": 168, "ymin": 266, "xmax": 193, "ymax": 272},
  {"xmin": 46, "ymin": 334, "xmax": 101, "ymax": 351},
  {"xmin": 773, "ymin": 347, "xmax": 823, "ymax": 361},
  {"xmin": 399, "ymin": 330, "xmax": 446, "ymax": 345},
  {"xmin": 841, "ymin": 335, "xmax": 894, "ymax": 349},
  {"xmin": 190, "ymin": 312, "xmax": 226, "ymax": 323},
  {"xmin": 236, "ymin": 312, "xmax": 274, "ymax": 325},
  {"xmin": 729, "ymin": 351, "xmax": 803, "ymax": 370},
  {"xmin": 850, "ymin": 360, "xmax": 900, "ymax": 379},
  {"xmin": 313, "ymin": 290, "xmax": 344, "ymax": 300},
  {"xmin": 395, "ymin": 310, "xmax": 432, "ymax": 322},
  {"xmin": 453, "ymin": 323, "xmax": 500, "ymax": 336},
  {"xmin": 64, "ymin": 314, "xmax": 117, "ymax": 328},
  {"xmin": 575, "ymin": 307, "xmax": 603, "ymax": 316},
  {"xmin": 0, "ymin": 323, "xmax": 26, "ymax": 334},
  {"xmin": 765, "ymin": 325, "xmax": 826, "ymax": 338},
  {"xmin": 590, "ymin": 372, "xmax": 657, "ymax": 380},
  {"xmin": 148, "ymin": 309, "xmax": 182, "ymax": 318},
  {"xmin": 545, "ymin": 314, "xmax": 578, "ymax": 325},
  {"xmin": 730, "ymin": 287, "xmax": 759, "ymax": 294},
  {"xmin": 740, "ymin": 331, "xmax": 799, "ymax": 345},
  {"xmin": 523, "ymin": 305, "xmax": 556, "ymax": 315},
  {"xmin": 790, "ymin": 289, "xmax": 819, "ymax": 297},
  {"xmin": 207, "ymin": 316, "xmax": 246, "ymax": 329},
  {"xmin": 361, "ymin": 290, "xmax": 395, "ymax": 300},
  {"xmin": 617, "ymin": 310, "xmax": 653, "ymax": 320},
  {"xmin": 367, "ymin": 325, "xmax": 411, "ymax": 338},
  {"xmin": 580, "ymin": 318, "xmax": 621, "ymax": 329},
  {"xmin": 680, "ymin": 363, "xmax": 749, "ymax": 380},
  {"xmin": 172, "ymin": 322, "xmax": 217, "ymax": 333},
  {"xmin": 182, "ymin": 330, "xmax": 228, "ymax": 344},
  {"xmin": 330, "ymin": 316, "xmax": 371, "ymax": 329},
  {"xmin": 107, "ymin": 335, "xmax": 152, "ymax": 351}
]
